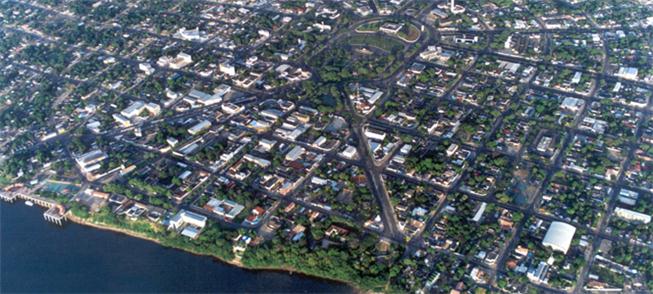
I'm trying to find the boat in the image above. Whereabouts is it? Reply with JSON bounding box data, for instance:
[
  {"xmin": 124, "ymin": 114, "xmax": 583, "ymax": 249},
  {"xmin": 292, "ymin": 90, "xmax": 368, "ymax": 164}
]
[{"xmin": 25, "ymin": 200, "xmax": 34, "ymax": 207}]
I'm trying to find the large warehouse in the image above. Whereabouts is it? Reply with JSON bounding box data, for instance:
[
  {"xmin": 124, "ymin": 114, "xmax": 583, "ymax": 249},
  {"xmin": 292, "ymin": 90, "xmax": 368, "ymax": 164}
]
[{"xmin": 542, "ymin": 221, "xmax": 576, "ymax": 254}]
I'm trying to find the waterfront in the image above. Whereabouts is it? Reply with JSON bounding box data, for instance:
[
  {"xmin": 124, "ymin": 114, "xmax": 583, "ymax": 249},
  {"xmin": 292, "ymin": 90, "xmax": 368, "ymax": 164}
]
[{"xmin": 0, "ymin": 202, "xmax": 353, "ymax": 293}]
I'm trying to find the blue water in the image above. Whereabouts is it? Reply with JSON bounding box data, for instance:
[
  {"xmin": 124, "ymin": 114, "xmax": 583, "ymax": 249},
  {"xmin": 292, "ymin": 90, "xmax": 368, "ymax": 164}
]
[{"xmin": 0, "ymin": 202, "xmax": 353, "ymax": 293}]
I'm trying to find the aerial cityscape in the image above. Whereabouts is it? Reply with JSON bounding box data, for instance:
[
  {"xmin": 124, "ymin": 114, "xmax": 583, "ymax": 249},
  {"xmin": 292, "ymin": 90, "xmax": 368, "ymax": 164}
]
[{"xmin": 1, "ymin": 0, "xmax": 653, "ymax": 292}]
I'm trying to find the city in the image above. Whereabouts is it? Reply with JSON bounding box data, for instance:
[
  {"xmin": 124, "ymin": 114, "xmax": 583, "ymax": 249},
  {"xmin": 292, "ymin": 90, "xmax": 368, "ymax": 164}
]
[{"xmin": 1, "ymin": 0, "xmax": 653, "ymax": 293}]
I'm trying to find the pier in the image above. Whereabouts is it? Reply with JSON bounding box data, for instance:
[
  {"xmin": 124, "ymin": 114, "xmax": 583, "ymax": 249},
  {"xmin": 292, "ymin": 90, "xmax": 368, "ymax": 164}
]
[
  {"xmin": 0, "ymin": 191, "xmax": 18, "ymax": 202},
  {"xmin": 1, "ymin": 187, "xmax": 68, "ymax": 226},
  {"xmin": 44, "ymin": 205, "xmax": 67, "ymax": 226}
]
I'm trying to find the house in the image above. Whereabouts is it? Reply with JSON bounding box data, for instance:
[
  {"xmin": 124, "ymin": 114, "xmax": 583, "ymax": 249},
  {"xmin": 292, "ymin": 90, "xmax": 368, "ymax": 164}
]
[
  {"xmin": 290, "ymin": 224, "xmax": 306, "ymax": 241},
  {"xmin": 233, "ymin": 234, "xmax": 252, "ymax": 254},
  {"xmin": 245, "ymin": 206, "xmax": 266, "ymax": 225}
]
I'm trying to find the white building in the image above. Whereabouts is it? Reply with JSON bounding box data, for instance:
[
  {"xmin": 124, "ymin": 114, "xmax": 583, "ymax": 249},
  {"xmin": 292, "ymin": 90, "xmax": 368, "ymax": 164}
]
[
  {"xmin": 112, "ymin": 113, "xmax": 131, "ymax": 128},
  {"xmin": 205, "ymin": 198, "xmax": 244, "ymax": 220},
  {"xmin": 560, "ymin": 97, "xmax": 585, "ymax": 113},
  {"xmin": 121, "ymin": 101, "xmax": 146, "ymax": 118},
  {"xmin": 616, "ymin": 67, "xmax": 638, "ymax": 80},
  {"xmin": 542, "ymin": 221, "xmax": 576, "ymax": 254},
  {"xmin": 340, "ymin": 145, "xmax": 357, "ymax": 159},
  {"xmin": 138, "ymin": 63, "xmax": 155, "ymax": 75},
  {"xmin": 527, "ymin": 261, "xmax": 549, "ymax": 284},
  {"xmin": 174, "ymin": 27, "xmax": 208, "ymax": 42},
  {"xmin": 187, "ymin": 88, "xmax": 225, "ymax": 106},
  {"xmin": 219, "ymin": 61, "xmax": 236, "ymax": 76},
  {"xmin": 158, "ymin": 52, "xmax": 193, "ymax": 69},
  {"xmin": 285, "ymin": 145, "xmax": 305, "ymax": 161},
  {"xmin": 75, "ymin": 149, "xmax": 108, "ymax": 174},
  {"xmin": 364, "ymin": 128, "xmax": 387, "ymax": 141},
  {"xmin": 188, "ymin": 120, "xmax": 212, "ymax": 135},
  {"xmin": 618, "ymin": 188, "xmax": 639, "ymax": 206},
  {"xmin": 221, "ymin": 103, "xmax": 244, "ymax": 115},
  {"xmin": 168, "ymin": 210, "xmax": 208, "ymax": 239},
  {"xmin": 614, "ymin": 207, "xmax": 651, "ymax": 224},
  {"xmin": 571, "ymin": 72, "xmax": 582, "ymax": 84}
]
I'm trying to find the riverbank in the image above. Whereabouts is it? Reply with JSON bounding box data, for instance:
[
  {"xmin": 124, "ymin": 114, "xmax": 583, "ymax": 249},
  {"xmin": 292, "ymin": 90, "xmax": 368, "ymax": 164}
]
[
  {"xmin": 1, "ymin": 202, "xmax": 353, "ymax": 293},
  {"xmin": 66, "ymin": 212, "xmax": 363, "ymax": 292}
]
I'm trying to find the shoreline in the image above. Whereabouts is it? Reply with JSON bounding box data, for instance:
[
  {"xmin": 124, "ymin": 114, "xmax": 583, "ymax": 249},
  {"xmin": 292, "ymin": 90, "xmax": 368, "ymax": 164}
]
[{"xmin": 66, "ymin": 213, "xmax": 363, "ymax": 292}]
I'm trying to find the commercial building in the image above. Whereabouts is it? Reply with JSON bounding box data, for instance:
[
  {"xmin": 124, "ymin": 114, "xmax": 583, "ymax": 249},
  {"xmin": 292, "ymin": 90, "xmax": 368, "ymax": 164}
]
[{"xmin": 542, "ymin": 221, "xmax": 576, "ymax": 254}]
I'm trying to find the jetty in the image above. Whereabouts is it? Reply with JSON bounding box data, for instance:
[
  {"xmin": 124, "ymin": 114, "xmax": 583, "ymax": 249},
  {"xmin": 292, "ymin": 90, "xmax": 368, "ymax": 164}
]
[{"xmin": 1, "ymin": 185, "xmax": 68, "ymax": 226}]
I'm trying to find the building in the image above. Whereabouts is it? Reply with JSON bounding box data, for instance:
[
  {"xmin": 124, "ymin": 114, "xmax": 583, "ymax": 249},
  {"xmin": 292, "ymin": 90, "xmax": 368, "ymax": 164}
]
[
  {"xmin": 158, "ymin": 52, "xmax": 193, "ymax": 69},
  {"xmin": 75, "ymin": 149, "xmax": 108, "ymax": 174},
  {"xmin": 379, "ymin": 22, "xmax": 404, "ymax": 34},
  {"xmin": 527, "ymin": 261, "xmax": 549, "ymax": 284},
  {"xmin": 221, "ymin": 103, "xmax": 244, "ymax": 115},
  {"xmin": 340, "ymin": 145, "xmax": 357, "ymax": 159},
  {"xmin": 571, "ymin": 72, "xmax": 582, "ymax": 84},
  {"xmin": 257, "ymin": 139, "xmax": 277, "ymax": 152},
  {"xmin": 145, "ymin": 103, "xmax": 161, "ymax": 116},
  {"xmin": 614, "ymin": 207, "xmax": 651, "ymax": 224},
  {"xmin": 542, "ymin": 221, "xmax": 576, "ymax": 254},
  {"xmin": 471, "ymin": 202, "xmax": 487, "ymax": 222},
  {"xmin": 188, "ymin": 120, "xmax": 211, "ymax": 135},
  {"xmin": 243, "ymin": 154, "xmax": 271, "ymax": 168},
  {"xmin": 536, "ymin": 136, "xmax": 553, "ymax": 153},
  {"xmin": 174, "ymin": 27, "xmax": 208, "ymax": 42},
  {"xmin": 285, "ymin": 145, "xmax": 305, "ymax": 161},
  {"xmin": 204, "ymin": 198, "xmax": 244, "ymax": 221},
  {"xmin": 454, "ymin": 34, "xmax": 478, "ymax": 44},
  {"xmin": 121, "ymin": 101, "xmax": 146, "ymax": 118},
  {"xmin": 187, "ymin": 89, "xmax": 224, "ymax": 106},
  {"xmin": 560, "ymin": 97, "xmax": 585, "ymax": 113},
  {"xmin": 616, "ymin": 67, "xmax": 638, "ymax": 80},
  {"xmin": 364, "ymin": 128, "xmax": 387, "ymax": 141},
  {"xmin": 449, "ymin": 0, "xmax": 465, "ymax": 14},
  {"xmin": 219, "ymin": 61, "xmax": 236, "ymax": 76},
  {"xmin": 112, "ymin": 113, "xmax": 131, "ymax": 128},
  {"xmin": 168, "ymin": 210, "xmax": 208, "ymax": 239},
  {"xmin": 618, "ymin": 188, "xmax": 639, "ymax": 206},
  {"xmin": 138, "ymin": 63, "xmax": 155, "ymax": 75}
]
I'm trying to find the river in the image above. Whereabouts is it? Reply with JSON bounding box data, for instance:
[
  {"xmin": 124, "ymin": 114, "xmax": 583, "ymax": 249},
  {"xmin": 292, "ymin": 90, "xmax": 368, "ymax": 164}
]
[{"xmin": 0, "ymin": 202, "xmax": 353, "ymax": 293}]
